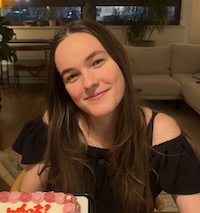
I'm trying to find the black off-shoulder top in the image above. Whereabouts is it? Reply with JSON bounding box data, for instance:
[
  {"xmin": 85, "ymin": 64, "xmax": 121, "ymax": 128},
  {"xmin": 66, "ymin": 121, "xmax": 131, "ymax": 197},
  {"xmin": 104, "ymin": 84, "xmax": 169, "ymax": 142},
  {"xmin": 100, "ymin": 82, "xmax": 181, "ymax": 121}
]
[{"xmin": 12, "ymin": 113, "xmax": 200, "ymax": 213}]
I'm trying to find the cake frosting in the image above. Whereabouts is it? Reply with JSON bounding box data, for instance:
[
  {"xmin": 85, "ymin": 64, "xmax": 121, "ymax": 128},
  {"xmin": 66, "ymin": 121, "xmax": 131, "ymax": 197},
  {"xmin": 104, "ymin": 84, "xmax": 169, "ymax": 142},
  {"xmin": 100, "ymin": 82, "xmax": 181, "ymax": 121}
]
[{"xmin": 0, "ymin": 192, "xmax": 88, "ymax": 213}]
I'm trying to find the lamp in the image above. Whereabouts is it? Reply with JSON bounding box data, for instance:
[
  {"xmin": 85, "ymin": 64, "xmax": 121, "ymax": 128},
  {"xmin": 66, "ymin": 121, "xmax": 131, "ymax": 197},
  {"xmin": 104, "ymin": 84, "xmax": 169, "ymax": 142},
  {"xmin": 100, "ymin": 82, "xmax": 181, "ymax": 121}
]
[{"xmin": 0, "ymin": 0, "xmax": 2, "ymax": 8}]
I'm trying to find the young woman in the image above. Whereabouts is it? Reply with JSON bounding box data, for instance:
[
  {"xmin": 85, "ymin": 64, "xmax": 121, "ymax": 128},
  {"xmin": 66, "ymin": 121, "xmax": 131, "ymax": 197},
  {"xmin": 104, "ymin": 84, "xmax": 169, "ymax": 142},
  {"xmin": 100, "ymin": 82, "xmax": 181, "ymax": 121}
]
[{"xmin": 13, "ymin": 19, "xmax": 200, "ymax": 213}]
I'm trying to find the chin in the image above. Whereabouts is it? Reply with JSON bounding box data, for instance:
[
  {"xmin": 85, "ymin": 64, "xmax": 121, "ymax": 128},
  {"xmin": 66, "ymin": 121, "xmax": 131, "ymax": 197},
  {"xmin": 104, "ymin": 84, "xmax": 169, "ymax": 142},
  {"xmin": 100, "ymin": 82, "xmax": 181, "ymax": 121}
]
[{"xmin": 88, "ymin": 106, "xmax": 119, "ymax": 118}]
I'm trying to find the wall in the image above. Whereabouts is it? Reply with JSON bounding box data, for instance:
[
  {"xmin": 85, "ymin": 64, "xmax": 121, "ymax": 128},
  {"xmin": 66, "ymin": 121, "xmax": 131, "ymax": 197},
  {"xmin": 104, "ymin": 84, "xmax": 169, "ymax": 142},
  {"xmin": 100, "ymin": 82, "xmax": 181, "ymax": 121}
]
[
  {"xmin": 189, "ymin": 0, "xmax": 200, "ymax": 43},
  {"xmin": 12, "ymin": 25, "xmax": 185, "ymax": 47}
]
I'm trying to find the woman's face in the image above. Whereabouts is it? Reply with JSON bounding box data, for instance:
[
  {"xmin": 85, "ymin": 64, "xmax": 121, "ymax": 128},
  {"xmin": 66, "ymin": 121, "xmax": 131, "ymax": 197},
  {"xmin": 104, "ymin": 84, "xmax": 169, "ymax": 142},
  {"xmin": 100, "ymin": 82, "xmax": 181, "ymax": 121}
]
[{"xmin": 55, "ymin": 32, "xmax": 125, "ymax": 118}]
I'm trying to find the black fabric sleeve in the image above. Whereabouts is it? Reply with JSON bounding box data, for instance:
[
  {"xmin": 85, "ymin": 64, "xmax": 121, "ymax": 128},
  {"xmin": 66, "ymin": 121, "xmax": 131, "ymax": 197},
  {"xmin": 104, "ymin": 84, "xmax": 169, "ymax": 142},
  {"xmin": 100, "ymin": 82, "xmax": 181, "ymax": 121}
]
[
  {"xmin": 12, "ymin": 117, "xmax": 48, "ymax": 164},
  {"xmin": 151, "ymin": 134, "xmax": 200, "ymax": 195}
]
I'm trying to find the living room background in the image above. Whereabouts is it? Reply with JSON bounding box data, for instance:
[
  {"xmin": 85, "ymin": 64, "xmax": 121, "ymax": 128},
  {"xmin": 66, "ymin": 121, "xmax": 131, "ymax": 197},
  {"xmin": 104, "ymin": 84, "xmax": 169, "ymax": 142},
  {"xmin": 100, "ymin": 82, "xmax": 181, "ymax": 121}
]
[{"xmin": 0, "ymin": 0, "xmax": 199, "ymax": 45}]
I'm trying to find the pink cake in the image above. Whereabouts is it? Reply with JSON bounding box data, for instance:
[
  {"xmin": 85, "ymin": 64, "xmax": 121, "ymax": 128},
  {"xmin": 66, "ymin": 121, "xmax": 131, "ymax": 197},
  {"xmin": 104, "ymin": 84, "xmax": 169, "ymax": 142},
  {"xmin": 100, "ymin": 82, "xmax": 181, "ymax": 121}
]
[{"xmin": 0, "ymin": 191, "xmax": 85, "ymax": 213}]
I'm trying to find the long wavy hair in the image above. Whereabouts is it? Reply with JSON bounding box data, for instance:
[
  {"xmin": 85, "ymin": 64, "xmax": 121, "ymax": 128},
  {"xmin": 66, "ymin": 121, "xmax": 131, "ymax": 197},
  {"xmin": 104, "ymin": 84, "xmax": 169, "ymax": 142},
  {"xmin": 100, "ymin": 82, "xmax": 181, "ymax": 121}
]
[{"xmin": 44, "ymin": 19, "xmax": 153, "ymax": 212}]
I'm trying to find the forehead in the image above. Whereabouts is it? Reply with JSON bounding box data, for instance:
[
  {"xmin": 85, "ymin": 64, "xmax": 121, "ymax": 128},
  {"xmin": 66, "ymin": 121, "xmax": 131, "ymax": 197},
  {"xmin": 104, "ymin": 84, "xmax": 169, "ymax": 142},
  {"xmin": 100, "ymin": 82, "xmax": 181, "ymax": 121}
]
[
  {"xmin": 55, "ymin": 32, "xmax": 105, "ymax": 54},
  {"xmin": 54, "ymin": 32, "xmax": 107, "ymax": 71}
]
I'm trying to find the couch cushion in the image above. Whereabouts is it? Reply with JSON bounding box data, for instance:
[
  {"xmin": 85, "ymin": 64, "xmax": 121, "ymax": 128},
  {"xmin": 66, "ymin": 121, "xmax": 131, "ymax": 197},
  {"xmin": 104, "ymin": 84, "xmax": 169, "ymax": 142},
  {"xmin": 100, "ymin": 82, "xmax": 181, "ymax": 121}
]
[
  {"xmin": 172, "ymin": 73, "xmax": 199, "ymax": 84},
  {"xmin": 181, "ymin": 82, "xmax": 200, "ymax": 115},
  {"xmin": 123, "ymin": 45, "xmax": 171, "ymax": 75},
  {"xmin": 133, "ymin": 74, "xmax": 181, "ymax": 99},
  {"xmin": 193, "ymin": 72, "xmax": 200, "ymax": 80},
  {"xmin": 171, "ymin": 44, "xmax": 200, "ymax": 74}
]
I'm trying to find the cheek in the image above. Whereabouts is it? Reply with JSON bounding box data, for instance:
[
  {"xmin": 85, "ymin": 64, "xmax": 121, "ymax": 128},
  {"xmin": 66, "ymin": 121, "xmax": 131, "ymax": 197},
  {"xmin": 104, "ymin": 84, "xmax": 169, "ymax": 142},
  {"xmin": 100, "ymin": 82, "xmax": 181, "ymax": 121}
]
[
  {"xmin": 111, "ymin": 65, "xmax": 125, "ymax": 87},
  {"xmin": 112, "ymin": 66, "xmax": 125, "ymax": 97},
  {"xmin": 65, "ymin": 84, "xmax": 82, "ymax": 104},
  {"xmin": 116, "ymin": 75, "xmax": 125, "ymax": 97}
]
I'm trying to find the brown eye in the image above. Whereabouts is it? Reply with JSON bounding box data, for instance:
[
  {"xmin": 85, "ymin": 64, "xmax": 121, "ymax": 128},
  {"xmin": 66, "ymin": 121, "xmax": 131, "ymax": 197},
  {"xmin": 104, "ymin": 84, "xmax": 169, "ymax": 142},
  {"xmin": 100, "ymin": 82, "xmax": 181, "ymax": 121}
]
[
  {"xmin": 65, "ymin": 73, "xmax": 79, "ymax": 83},
  {"xmin": 93, "ymin": 59, "xmax": 104, "ymax": 66}
]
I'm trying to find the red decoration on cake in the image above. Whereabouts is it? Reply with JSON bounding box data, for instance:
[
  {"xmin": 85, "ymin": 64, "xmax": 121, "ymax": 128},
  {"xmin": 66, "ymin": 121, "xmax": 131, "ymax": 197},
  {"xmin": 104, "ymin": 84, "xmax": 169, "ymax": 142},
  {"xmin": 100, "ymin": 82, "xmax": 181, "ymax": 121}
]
[
  {"xmin": 8, "ymin": 191, "xmax": 21, "ymax": 203},
  {"xmin": 64, "ymin": 194, "xmax": 77, "ymax": 203},
  {"xmin": 0, "ymin": 192, "xmax": 81, "ymax": 213},
  {"xmin": 32, "ymin": 191, "xmax": 44, "ymax": 203},
  {"xmin": 44, "ymin": 192, "xmax": 55, "ymax": 202},
  {"xmin": 20, "ymin": 192, "xmax": 32, "ymax": 202},
  {"xmin": 0, "ymin": 191, "xmax": 10, "ymax": 202},
  {"xmin": 55, "ymin": 192, "xmax": 65, "ymax": 204}
]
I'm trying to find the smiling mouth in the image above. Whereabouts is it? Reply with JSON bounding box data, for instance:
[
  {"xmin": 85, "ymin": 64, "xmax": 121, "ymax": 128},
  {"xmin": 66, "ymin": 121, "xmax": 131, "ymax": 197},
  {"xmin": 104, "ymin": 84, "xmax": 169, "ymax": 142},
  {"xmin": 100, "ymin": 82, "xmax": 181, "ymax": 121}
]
[{"xmin": 86, "ymin": 90, "xmax": 108, "ymax": 101}]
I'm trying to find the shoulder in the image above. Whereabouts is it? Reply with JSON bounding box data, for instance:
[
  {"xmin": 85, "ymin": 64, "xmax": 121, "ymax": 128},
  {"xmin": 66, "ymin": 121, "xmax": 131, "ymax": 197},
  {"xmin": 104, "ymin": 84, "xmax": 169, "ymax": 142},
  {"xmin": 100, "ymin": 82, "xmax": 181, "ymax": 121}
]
[
  {"xmin": 12, "ymin": 116, "xmax": 48, "ymax": 164},
  {"xmin": 19, "ymin": 117, "xmax": 45, "ymax": 134},
  {"xmin": 20, "ymin": 163, "xmax": 49, "ymax": 192},
  {"xmin": 42, "ymin": 111, "xmax": 49, "ymax": 125},
  {"xmin": 152, "ymin": 112, "xmax": 181, "ymax": 146},
  {"xmin": 142, "ymin": 107, "xmax": 181, "ymax": 146}
]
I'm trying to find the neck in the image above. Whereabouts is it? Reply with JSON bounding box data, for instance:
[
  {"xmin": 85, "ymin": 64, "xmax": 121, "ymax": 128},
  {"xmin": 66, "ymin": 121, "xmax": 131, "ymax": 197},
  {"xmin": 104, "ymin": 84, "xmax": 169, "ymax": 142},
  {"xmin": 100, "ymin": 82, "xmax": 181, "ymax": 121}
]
[{"xmin": 79, "ymin": 113, "xmax": 118, "ymax": 149}]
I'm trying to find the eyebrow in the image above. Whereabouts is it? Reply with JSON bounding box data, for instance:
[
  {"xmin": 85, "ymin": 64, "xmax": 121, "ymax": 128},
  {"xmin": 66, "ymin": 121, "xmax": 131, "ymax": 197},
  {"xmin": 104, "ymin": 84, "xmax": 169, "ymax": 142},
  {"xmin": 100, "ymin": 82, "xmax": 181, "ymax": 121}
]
[{"xmin": 60, "ymin": 50, "xmax": 105, "ymax": 77}]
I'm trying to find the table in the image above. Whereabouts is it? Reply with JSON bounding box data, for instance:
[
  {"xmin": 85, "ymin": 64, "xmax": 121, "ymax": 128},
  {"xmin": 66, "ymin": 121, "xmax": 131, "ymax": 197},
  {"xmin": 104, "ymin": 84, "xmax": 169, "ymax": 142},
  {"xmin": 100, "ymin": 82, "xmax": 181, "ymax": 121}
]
[{"xmin": 8, "ymin": 39, "xmax": 52, "ymax": 44}]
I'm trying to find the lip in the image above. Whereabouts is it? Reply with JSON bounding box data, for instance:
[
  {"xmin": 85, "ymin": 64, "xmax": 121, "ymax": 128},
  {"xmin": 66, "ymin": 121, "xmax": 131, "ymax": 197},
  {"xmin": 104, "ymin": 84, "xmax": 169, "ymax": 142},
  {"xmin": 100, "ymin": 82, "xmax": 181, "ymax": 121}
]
[{"xmin": 85, "ymin": 89, "xmax": 109, "ymax": 101}]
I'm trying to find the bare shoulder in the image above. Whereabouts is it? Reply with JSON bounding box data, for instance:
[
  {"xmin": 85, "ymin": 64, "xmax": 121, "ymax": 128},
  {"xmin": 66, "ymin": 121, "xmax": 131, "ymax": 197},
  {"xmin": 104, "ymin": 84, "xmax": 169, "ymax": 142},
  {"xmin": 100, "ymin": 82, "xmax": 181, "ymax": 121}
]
[
  {"xmin": 142, "ymin": 107, "xmax": 181, "ymax": 146},
  {"xmin": 142, "ymin": 107, "xmax": 153, "ymax": 124},
  {"xmin": 152, "ymin": 112, "xmax": 181, "ymax": 146},
  {"xmin": 42, "ymin": 111, "xmax": 49, "ymax": 125},
  {"xmin": 20, "ymin": 163, "xmax": 48, "ymax": 192}
]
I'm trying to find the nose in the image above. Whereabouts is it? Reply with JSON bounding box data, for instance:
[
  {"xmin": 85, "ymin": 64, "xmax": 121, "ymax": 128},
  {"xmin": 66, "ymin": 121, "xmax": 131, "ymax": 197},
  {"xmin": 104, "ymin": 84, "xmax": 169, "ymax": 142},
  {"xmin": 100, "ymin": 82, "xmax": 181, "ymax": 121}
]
[{"xmin": 82, "ymin": 70, "xmax": 99, "ymax": 91}]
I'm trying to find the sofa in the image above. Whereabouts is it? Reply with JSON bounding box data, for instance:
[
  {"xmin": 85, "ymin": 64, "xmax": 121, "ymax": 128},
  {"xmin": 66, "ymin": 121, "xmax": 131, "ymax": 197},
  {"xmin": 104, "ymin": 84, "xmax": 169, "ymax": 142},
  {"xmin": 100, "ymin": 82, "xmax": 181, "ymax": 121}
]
[{"xmin": 123, "ymin": 43, "xmax": 200, "ymax": 115}]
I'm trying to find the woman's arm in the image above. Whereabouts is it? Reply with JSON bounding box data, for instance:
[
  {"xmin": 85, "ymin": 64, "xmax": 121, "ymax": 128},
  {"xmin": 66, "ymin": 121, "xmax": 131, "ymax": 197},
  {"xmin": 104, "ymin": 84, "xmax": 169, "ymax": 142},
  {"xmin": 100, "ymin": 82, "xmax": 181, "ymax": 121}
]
[
  {"xmin": 173, "ymin": 194, "xmax": 200, "ymax": 213},
  {"xmin": 20, "ymin": 163, "xmax": 48, "ymax": 192}
]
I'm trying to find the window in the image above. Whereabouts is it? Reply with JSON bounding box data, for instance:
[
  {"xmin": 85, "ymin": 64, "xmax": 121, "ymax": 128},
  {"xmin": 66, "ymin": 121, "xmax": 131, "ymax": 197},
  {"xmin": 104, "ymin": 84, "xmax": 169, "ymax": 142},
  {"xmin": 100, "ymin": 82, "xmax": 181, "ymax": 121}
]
[
  {"xmin": 3, "ymin": 7, "xmax": 81, "ymax": 25},
  {"xmin": 96, "ymin": 5, "xmax": 180, "ymax": 25},
  {"xmin": 96, "ymin": 6, "xmax": 180, "ymax": 24},
  {"xmin": 2, "ymin": 0, "xmax": 181, "ymax": 26}
]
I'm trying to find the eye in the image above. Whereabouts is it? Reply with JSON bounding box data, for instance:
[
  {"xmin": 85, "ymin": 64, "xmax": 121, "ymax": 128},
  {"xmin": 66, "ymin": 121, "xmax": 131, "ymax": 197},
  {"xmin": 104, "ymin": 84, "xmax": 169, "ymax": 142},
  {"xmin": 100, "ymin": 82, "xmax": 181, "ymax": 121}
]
[
  {"xmin": 65, "ymin": 73, "xmax": 79, "ymax": 83},
  {"xmin": 93, "ymin": 59, "xmax": 104, "ymax": 67}
]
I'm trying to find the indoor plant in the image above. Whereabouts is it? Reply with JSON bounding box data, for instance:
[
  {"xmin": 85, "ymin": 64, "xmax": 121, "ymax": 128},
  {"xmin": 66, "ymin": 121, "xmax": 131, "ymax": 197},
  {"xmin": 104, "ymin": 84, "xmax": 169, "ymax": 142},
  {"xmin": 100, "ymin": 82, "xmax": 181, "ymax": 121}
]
[
  {"xmin": 0, "ymin": 16, "xmax": 17, "ymax": 62},
  {"xmin": 37, "ymin": 13, "xmax": 45, "ymax": 26},
  {"xmin": 48, "ymin": 7, "xmax": 57, "ymax": 27},
  {"xmin": 125, "ymin": 0, "xmax": 169, "ymax": 46},
  {"xmin": 58, "ymin": 13, "xmax": 66, "ymax": 26}
]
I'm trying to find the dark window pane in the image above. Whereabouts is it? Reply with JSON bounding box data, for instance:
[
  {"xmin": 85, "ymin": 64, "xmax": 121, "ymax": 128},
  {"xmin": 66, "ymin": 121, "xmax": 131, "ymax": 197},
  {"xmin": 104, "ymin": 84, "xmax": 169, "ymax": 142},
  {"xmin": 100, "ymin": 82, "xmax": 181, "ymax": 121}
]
[
  {"xmin": 3, "ymin": 6, "xmax": 81, "ymax": 25},
  {"xmin": 55, "ymin": 7, "xmax": 81, "ymax": 21},
  {"xmin": 96, "ymin": 5, "xmax": 180, "ymax": 25}
]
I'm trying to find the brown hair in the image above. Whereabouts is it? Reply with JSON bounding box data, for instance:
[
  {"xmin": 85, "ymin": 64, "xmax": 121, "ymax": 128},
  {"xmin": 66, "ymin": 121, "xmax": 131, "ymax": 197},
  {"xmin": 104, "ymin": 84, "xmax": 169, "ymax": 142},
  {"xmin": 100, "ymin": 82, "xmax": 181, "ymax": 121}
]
[{"xmin": 44, "ymin": 19, "xmax": 153, "ymax": 212}]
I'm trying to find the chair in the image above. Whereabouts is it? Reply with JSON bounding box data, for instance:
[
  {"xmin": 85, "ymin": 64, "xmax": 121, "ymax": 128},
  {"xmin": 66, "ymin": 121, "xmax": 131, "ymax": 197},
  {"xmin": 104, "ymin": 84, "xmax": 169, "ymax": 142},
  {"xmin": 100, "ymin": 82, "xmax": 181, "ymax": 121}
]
[
  {"xmin": 10, "ymin": 169, "xmax": 25, "ymax": 192},
  {"xmin": 10, "ymin": 169, "xmax": 164, "ymax": 211},
  {"xmin": 155, "ymin": 195, "xmax": 164, "ymax": 212},
  {"xmin": 13, "ymin": 44, "xmax": 50, "ymax": 87},
  {"xmin": 0, "ymin": 60, "xmax": 10, "ymax": 88}
]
